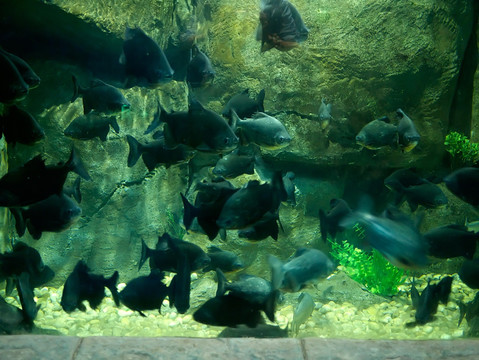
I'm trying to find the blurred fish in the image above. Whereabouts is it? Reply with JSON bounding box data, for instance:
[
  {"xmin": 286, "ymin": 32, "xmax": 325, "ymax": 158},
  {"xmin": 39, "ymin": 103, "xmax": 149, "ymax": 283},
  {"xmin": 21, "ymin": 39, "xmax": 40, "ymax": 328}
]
[
  {"xmin": 181, "ymin": 179, "xmax": 238, "ymax": 240},
  {"xmin": 268, "ymin": 248, "xmax": 335, "ymax": 292},
  {"xmin": 138, "ymin": 233, "xmax": 210, "ymax": 273},
  {"xmin": 0, "ymin": 105, "xmax": 44, "ymax": 146},
  {"xmin": 202, "ymin": 246, "xmax": 244, "ymax": 273},
  {"xmin": 9, "ymin": 192, "xmax": 81, "ymax": 240},
  {"xmin": 238, "ymin": 212, "xmax": 281, "ymax": 241},
  {"xmin": 186, "ymin": 45, "xmax": 215, "ymax": 88},
  {"xmin": 384, "ymin": 168, "xmax": 428, "ymax": 196},
  {"xmin": 318, "ymin": 98, "xmax": 333, "ymax": 129},
  {"xmin": 64, "ymin": 112, "xmax": 119, "ymax": 141},
  {"xmin": 396, "ymin": 109, "xmax": 420, "ymax": 152},
  {"xmin": 385, "ymin": 180, "xmax": 447, "ymax": 212},
  {"xmin": 15, "ymin": 272, "xmax": 38, "ymax": 324},
  {"xmin": 212, "ymin": 150, "xmax": 255, "ymax": 179},
  {"xmin": 232, "ymin": 110, "xmax": 291, "ymax": 150},
  {"xmin": 0, "ymin": 295, "xmax": 28, "ymax": 334},
  {"xmin": 424, "ymin": 224, "xmax": 478, "ymax": 259},
  {"xmin": 459, "ymin": 259, "xmax": 479, "ymax": 289},
  {"xmin": 291, "ymin": 292, "xmax": 315, "ymax": 334},
  {"xmin": 216, "ymin": 172, "xmax": 286, "ymax": 230},
  {"xmin": 119, "ymin": 270, "xmax": 169, "ymax": 316},
  {"xmin": 193, "ymin": 293, "xmax": 266, "ymax": 328},
  {"xmin": 119, "ymin": 27, "xmax": 174, "ymax": 88},
  {"xmin": 257, "ymin": 0, "xmax": 309, "ymax": 52},
  {"xmin": 126, "ymin": 134, "xmax": 195, "ymax": 171},
  {"xmin": 71, "ymin": 75, "xmax": 131, "ymax": 115},
  {"xmin": 356, "ymin": 116, "xmax": 398, "ymax": 150},
  {"xmin": 0, "ymin": 48, "xmax": 29, "ymax": 103},
  {"xmin": 0, "ymin": 147, "xmax": 90, "ymax": 207},
  {"xmin": 458, "ymin": 292, "xmax": 479, "ymax": 327},
  {"xmin": 164, "ymin": 32, "xmax": 196, "ymax": 82},
  {"xmin": 341, "ymin": 207, "xmax": 428, "ymax": 269},
  {"xmin": 444, "ymin": 167, "xmax": 479, "ymax": 207},
  {"xmin": 216, "ymin": 269, "xmax": 276, "ymax": 322},
  {"xmin": 61, "ymin": 260, "xmax": 120, "ymax": 312},
  {"xmin": 408, "ymin": 277, "xmax": 452, "ymax": 326},
  {"xmin": 221, "ymin": 89, "xmax": 265, "ymax": 119},
  {"xmin": 319, "ymin": 198, "xmax": 352, "ymax": 242},
  {"xmin": 282, "ymin": 171, "xmax": 296, "ymax": 206},
  {"xmin": 0, "ymin": 48, "xmax": 40, "ymax": 89},
  {"xmin": 159, "ymin": 99, "xmax": 238, "ymax": 153}
]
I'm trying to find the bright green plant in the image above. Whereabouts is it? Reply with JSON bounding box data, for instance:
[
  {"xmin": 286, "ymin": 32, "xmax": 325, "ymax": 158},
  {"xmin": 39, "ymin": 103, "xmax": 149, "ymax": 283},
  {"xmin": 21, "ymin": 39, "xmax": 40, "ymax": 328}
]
[
  {"xmin": 444, "ymin": 131, "xmax": 479, "ymax": 164},
  {"xmin": 329, "ymin": 226, "xmax": 405, "ymax": 296}
]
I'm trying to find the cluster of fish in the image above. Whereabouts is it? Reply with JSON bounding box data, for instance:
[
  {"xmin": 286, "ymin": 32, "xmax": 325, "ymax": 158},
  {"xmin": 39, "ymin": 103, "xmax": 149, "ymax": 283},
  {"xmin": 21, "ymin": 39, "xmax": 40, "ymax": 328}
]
[
  {"xmin": 0, "ymin": 242, "xmax": 54, "ymax": 334},
  {"xmin": 356, "ymin": 109, "xmax": 420, "ymax": 152},
  {"xmin": 181, "ymin": 172, "xmax": 291, "ymax": 241}
]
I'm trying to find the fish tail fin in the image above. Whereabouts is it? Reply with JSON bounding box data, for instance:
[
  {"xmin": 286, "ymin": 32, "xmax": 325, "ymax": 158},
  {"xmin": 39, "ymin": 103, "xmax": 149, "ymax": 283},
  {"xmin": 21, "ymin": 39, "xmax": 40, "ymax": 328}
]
[
  {"xmin": 180, "ymin": 193, "xmax": 198, "ymax": 231},
  {"xmin": 229, "ymin": 109, "xmax": 240, "ymax": 130},
  {"xmin": 138, "ymin": 238, "xmax": 151, "ymax": 271},
  {"xmin": 106, "ymin": 271, "xmax": 120, "ymax": 306},
  {"xmin": 126, "ymin": 135, "xmax": 144, "ymax": 167},
  {"xmin": 10, "ymin": 208, "xmax": 26, "ymax": 237},
  {"xmin": 144, "ymin": 100, "xmax": 163, "ymax": 135},
  {"xmin": 263, "ymin": 289, "xmax": 277, "ymax": 322},
  {"xmin": 71, "ymin": 75, "xmax": 81, "ymax": 103},
  {"xmin": 215, "ymin": 268, "xmax": 227, "ymax": 297},
  {"xmin": 109, "ymin": 117, "xmax": 120, "ymax": 133},
  {"xmin": 257, "ymin": 89, "xmax": 265, "ymax": 112},
  {"xmin": 66, "ymin": 147, "xmax": 91, "ymax": 181},
  {"xmin": 319, "ymin": 209, "xmax": 329, "ymax": 242},
  {"xmin": 268, "ymin": 255, "xmax": 284, "ymax": 291}
]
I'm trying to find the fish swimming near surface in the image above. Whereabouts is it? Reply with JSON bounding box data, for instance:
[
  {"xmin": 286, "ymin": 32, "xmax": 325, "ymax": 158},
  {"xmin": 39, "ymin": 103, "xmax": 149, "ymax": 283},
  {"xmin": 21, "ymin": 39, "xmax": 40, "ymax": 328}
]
[
  {"xmin": 60, "ymin": 260, "xmax": 120, "ymax": 312},
  {"xmin": 186, "ymin": 45, "xmax": 215, "ymax": 88},
  {"xmin": 126, "ymin": 134, "xmax": 195, "ymax": 171},
  {"xmin": 0, "ymin": 48, "xmax": 29, "ymax": 103},
  {"xmin": 257, "ymin": 0, "xmax": 309, "ymax": 52},
  {"xmin": 216, "ymin": 172, "xmax": 286, "ymax": 230},
  {"xmin": 340, "ymin": 206, "xmax": 428, "ymax": 269},
  {"xmin": 119, "ymin": 27, "xmax": 174, "ymax": 88},
  {"xmin": 0, "ymin": 105, "xmax": 44, "ymax": 146},
  {"xmin": 444, "ymin": 167, "xmax": 479, "ymax": 207},
  {"xmin": 269, "ymin": 248, "xmax": 335, "ymax": 292},
  {"xmin": 0, "ymin": 48, "xmax": 40, "ymax": 89},
  {"xmin": 0, "ymin": 147, "xmax": 90, "ymax": 208},
  {"xmin": 291, "ymin": 292, "xmax": 315, "ymax": 334},
  {"xmin": 158, "ymin": 98, "xmax": 239, "ymax": 153},
  {"xmin": 71, "ymin": 75, "xmax": 131, "ymax": 115},
  {"xmin": 396, "ymin": 109, "xmax": 420, "ymax": 152},
  {"xmin": 9, "ymin": 192, "xmax": 82, "ymax": 240},
  {"xmin": 356, "ymin": 116, "xmax": 398, "ymax": 150},
  {"xmin": 459, "ymin": 259, "xmax": 479, "ymax": 289},
  {"xmin": 215, "ymin": 269, "xmax": 276, "ymax": 322},
  {"xmin": 119, "ymin": 270, "xmax": 169, "ymax": 317},
  {"xmin": 202, "ymin": 246, "xmax": 244, "ymax": 273},
  {"xmin": 423, "ymin": 224, "xmax": 478, "ymax": 260},
  {"xmin": 64, "ymin": 112, "xmax": 119, "ymax": 141},
  {"xmin": 231, "ymin": 110, "xmax": 292, "ymax": 150},
  {"xmin": 319, "ymin": 198, "xmax": 352, "ymax": 242},
  {"xmin": 221, "ymin": 88, "xmax": 265, "ymax": 120},
  {"xmin": 318, "ymin": 98, "xmax": 333, "ymax": 129},
  {"xmin": 408, "ymin": 276, "xmax": 453, "ymax": 326}
]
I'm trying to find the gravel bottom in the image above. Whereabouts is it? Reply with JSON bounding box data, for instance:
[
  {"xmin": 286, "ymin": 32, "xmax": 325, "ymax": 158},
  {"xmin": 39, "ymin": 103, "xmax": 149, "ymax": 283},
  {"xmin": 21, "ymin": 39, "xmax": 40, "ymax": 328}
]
[{"xmin": 2, "ymin": 272, "xmax": 476, "ymax": 339}]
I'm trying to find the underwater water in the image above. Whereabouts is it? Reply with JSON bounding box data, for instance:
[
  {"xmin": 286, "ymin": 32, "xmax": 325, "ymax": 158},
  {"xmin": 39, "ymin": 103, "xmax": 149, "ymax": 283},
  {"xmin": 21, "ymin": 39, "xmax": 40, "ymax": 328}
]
[{"xmin": 1, "ymin": 0, "xmax": 479, "ymax": 340}]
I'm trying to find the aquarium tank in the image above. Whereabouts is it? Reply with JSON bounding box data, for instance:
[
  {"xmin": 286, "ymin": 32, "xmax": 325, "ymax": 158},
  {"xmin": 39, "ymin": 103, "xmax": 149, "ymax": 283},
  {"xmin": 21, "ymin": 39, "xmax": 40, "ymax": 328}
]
[{"xmin": 0, "ymin": 0, "xmax": 478, "ymax": 342}]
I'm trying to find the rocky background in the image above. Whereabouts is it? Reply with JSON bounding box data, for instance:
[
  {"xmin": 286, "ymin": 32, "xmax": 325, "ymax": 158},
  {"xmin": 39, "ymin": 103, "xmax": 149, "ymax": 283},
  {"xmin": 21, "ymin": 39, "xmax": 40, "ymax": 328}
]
[{"xmin": 0, "ymin": 0, "xmax": 478, "ymax": 287}]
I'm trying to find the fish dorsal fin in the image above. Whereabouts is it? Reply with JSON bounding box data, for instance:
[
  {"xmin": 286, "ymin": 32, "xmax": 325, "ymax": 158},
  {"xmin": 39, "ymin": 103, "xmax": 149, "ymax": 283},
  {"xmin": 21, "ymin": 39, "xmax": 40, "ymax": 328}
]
[
  {"xmin": 377, "ymin": 116, "xmax": 391, "ymax": 123},
  {"xmin": 252, "ymin": 112, "xmax": 268, "ymax": 119},
  {"xmin": 188, "ymin": 97, "xmax": 205, "ymax": 113},
  {"xmin": 241, "ymin": 88, "xmax": 250, "ymax": 95},
  {"xmin": 294, "ymin": 248, "xmax": 309, "ymax": 257},
  {"xmin": 23, "ymin": 155, "xmax": 46, "ymax": 171}
]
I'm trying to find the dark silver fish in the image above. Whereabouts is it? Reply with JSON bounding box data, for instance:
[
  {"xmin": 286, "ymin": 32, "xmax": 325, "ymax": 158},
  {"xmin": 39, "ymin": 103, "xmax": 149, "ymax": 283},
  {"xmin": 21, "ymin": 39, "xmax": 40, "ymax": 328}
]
[
  {"xmin": 444, "ymin": 167, "xmax": 479, "ymax": 207},
  {"xmin": 0, "ymin": 48, "xmax": 40, "ymax": 89},
  {"xmin": 186, "ymin": 45, "xmax": 215, "ymax": 88},
  {"xmin": 396, "ymin": 109, "xmax": 420, "ymax": 152},
  {"xmin": 0, "ymin": 105, "xmax": 44, "ymax": 146},
  {"xmin": 318, "ymin": 98, "xmax": 332, "ymax": 129},
  {"xmin": 356, "ymin": 116, "xmax": 398, "ymax": 150},
  {"xmin": 221, "ymin": 88, "xmax": 265, "ymax": 119},
  {"xmin": 64, "ymin": 112, "xmax": 119, "ymax": 141},
  {"xmin": 0, "ymin": 48, "xmax": 29, "ymax": 103},
  {"xmin": 291, "ymin": 292, "xmax": 315, "ymax": 334}
]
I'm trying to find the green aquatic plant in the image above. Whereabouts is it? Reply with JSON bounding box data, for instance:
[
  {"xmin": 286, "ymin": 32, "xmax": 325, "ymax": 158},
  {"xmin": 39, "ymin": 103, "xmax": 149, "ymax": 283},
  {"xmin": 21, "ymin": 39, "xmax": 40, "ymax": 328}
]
[
  {"xmin": 444, "ymin": 131, "xmax": 479, "ymax": 165},
  {"xmin": 329, "ymin": 233, "xmax": 405, "ymax": 296},
  {"xmin": 166, "ymin": 209, "xmax": 186, "ymax": 240}
]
